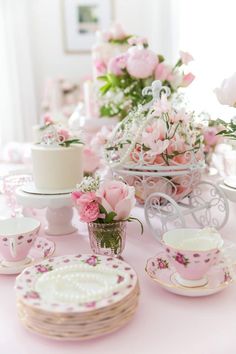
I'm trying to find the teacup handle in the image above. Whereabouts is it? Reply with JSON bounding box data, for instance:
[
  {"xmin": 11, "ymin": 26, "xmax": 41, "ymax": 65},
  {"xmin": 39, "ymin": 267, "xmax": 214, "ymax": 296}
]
[{"xmin": 9, "ymin": 238, "xmax": 16, "ymax": 258}]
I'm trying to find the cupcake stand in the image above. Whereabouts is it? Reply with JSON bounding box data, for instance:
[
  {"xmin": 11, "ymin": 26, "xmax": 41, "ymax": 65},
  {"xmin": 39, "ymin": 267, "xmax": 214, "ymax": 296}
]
[{"xmin": 16, "ymin": 187, "xmax": 77, "ymax": 236}]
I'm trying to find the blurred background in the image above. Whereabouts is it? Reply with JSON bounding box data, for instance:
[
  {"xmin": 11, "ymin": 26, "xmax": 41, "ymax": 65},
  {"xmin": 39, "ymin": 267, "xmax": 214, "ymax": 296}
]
[{"xmin": 1, "ymin": 0, "xmax": 236, "ymax": 145}]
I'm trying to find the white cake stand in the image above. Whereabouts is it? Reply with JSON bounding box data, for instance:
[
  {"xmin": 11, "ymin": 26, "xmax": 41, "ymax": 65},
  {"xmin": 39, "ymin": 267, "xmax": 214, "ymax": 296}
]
[{"xmin": 16, "ymin": 188, "xmax": 77, "ymax": 236}]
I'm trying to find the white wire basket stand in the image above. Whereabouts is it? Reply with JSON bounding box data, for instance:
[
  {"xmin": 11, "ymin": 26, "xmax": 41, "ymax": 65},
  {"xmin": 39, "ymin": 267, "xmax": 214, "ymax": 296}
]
[{"xmin": 105, "ymin": 81, "xmax": 229, "ymax": 242}]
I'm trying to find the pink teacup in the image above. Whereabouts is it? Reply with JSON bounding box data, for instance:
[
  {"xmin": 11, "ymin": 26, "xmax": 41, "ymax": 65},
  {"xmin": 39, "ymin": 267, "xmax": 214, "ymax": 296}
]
[
  {"xmin": 162, "ymin": 228, "xmax": 224, "ymax": 287},
  {"xmin": 0, "ymin": 217, "xmax": 40, "ymax": 266}
]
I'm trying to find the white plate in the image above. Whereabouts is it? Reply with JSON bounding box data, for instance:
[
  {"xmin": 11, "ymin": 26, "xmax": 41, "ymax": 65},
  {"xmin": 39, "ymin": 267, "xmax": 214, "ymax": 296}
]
[
  {"xmin": 15, "ymin": 254, "xmax": 138, "ymax": 313},
  {"xmin": 21, "ymin": 183, "xmax": 72, "ymax": 195}
]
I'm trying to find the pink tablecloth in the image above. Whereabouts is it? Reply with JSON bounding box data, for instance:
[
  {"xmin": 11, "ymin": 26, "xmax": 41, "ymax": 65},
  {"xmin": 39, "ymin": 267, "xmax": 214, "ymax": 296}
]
[{"xmin": 1, "ymin": 196, "xmax": 236, "ymax": 354}]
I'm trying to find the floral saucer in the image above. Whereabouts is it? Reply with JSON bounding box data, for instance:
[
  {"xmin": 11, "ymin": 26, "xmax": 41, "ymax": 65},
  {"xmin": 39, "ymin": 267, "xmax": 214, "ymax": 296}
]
[
  {"xmin": 145, "ymin": 252, "xmax": 235, "ymax": 297},
  {"xmin": 0, "ymin": 237, "xmax": 55, "ymax": 275}
]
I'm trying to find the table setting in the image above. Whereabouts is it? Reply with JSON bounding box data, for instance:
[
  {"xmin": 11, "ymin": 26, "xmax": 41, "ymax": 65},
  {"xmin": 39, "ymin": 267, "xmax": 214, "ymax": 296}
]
[{"xmin": 3, "ymin": 23, "xmax": 236, "ymax": 354}]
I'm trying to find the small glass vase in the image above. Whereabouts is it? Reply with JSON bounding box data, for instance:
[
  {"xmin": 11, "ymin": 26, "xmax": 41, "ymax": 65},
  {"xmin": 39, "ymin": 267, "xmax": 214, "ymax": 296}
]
[{"xmin": 87, "ymin": 221, "xmax": 127, "ymax": 257}]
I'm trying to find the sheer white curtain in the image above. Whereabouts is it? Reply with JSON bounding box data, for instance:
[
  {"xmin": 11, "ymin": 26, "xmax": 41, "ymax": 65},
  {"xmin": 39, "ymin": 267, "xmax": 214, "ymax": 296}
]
[{"xmin": 0, "ymin": 0, "xmax": 37, "ymax": 146}]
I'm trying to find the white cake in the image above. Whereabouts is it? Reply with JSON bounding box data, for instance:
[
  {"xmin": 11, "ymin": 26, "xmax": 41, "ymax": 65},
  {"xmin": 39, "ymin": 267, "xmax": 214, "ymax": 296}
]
[{"xmin": 31, "ymin": 144, "xmax": 83, "ymax": 193}]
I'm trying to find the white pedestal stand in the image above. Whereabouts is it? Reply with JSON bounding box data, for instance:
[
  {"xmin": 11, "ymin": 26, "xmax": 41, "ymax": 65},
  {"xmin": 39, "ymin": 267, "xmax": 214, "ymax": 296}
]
[{"xmin": 16, "ymin": 189, "xmax": 77, "ymax": 236}]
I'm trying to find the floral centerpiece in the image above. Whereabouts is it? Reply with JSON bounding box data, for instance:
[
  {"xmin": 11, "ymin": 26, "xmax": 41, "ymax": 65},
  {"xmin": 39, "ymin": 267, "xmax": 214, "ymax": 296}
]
[
  {"xmin": 104, "ymin": 80, "xmax": 204, "ymax": 204},
  {"xmin": 97, "ymin": 37, "xmax": 195, "ymax": 120},
  {"xmin": 71, "ymin": 177, "xmax": 143, "ymax": 256},
  {"xmin": 92, "ymin": 23, "xmax": 132, "ymax": 78}
]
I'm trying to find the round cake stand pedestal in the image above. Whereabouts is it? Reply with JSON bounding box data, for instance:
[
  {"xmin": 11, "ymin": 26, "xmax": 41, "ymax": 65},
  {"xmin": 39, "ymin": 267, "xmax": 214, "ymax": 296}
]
[{"xmin": 16, "ymin": 189, "xmax": 77, "ymax": 236}]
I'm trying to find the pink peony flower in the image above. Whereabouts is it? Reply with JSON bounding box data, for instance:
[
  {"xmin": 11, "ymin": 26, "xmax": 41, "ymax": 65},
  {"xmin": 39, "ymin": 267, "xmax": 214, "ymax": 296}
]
[
  {"xmin": 97, "ymin": 180, "xmax": 136, "ymax": 220},
  {"xmin": 74, "ymin": 192, "xmax": 98, "ymax": 208},
  {"xmin": 154, "ymin": 63, "xmax": 172, "ymax": 81},
  {"xmin": 80, "ymin": 201, "xmax": 100, "ymax": 222},
  {"xmin": 126, "ymin": 47, "xmax": 158, "ymax": 79},
  {"xmin": 83, "ymin": 147, "xmax": 100, "ymax": 173},
  {"xmin": 179, "ymin": 51, "xmax": 193, "ymax": 65},
  {"xmin": 108, "ymin": 53, "xmax": 128, "ymax": 76},
  {"xmin": 57, "ymin": 129, "xmax": 70, "ymax": 142},
  {"xmin": 180, "ymin": 73, "xmax": 195, "ymax": 87}
]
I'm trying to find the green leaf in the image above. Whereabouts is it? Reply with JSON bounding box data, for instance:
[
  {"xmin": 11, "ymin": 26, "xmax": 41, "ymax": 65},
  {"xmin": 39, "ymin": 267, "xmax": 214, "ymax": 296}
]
[
  {"xmin": 107, "ymin": 73, "xmax": 120, "ymax": 87},
  {"xmin": 97, "ymin": 75, "xmax": 108, "ymax": 81},
  {"xmin": 108, "ymin": 35, "xmax": 132, "ymax": 44},
  {"xmin": 104, "ymin": 211, "xmax": 117, "ymax": 223},
  {"xmin": 100, "ymin": 82, "xmax": 112, "ymax": 95},
  {"xmin": 59, "ymin": 139, "xmax": 83, "ymax": 147},
  {"xmin": 99, "ymin": 204, "xmax": 108, "ymax": 215}
]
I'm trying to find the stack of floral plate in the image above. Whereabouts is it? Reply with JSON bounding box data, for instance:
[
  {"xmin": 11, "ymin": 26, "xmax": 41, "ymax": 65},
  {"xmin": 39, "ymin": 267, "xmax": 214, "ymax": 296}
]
[{"xmin": 15, "ymin": 254, "xmax": 139, "ymax": 340}]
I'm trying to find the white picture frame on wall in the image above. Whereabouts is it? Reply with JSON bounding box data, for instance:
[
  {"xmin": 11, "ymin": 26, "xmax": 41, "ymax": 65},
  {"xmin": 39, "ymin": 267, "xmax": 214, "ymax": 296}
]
[{"xmin": 63, "ymin": 0, "xmax": 112, "ymax": 53}]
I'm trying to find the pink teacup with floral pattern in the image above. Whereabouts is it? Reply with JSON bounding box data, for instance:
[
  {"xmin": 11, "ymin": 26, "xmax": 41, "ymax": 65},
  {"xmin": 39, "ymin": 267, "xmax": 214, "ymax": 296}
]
[
  {"xmin": 0, "ymin": 217, "xmax": 40, "ymax": 265},
  {"xmin": 162, "ymin": 228, "xmax": 224, "ymax": 287}
]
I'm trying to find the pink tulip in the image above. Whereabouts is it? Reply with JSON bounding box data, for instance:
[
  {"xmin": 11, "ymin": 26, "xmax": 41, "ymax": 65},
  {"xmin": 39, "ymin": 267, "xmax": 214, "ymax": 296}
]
[
  {"xmin": 83, "ymin": 147, "xmax": 100, "ymax": 173},
  {"xmin": 108, "ymin": 53, "xmax": 128, "ymax": 76},
  {"xmin": 97, "ymin": 180, "xmax": 136, "ymax": 220},
  {"xmin": 179, "ymin": 51, "xmax": 193, "ymax": 65},
  {"xmin": 126, "ymin": 47, "xmax": 158, "ymax": 79},
  {"xmin": 181, "ymin": 73, "xmax": 195, "ymax": 87}
]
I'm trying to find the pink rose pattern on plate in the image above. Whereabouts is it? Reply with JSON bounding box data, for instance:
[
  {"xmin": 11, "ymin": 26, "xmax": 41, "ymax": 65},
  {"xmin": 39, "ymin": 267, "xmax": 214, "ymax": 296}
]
[
  {"xmin": 15, "ymin": 254, "xmax": 137, "ymax": 313},
  {"xmin": 156, "ymin": 257, "xmax": 169, "ymax": 269},
  {"xmin": 84, "ymin": 255, "xmax": 100, "ymax": 267},
  {"xmin": 36, "ymin": 264, "xmax": 53, "ymax": 273},
  {"xmin": 24, "ymin": 290, "xmax": 40, "ymax": 300}
]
